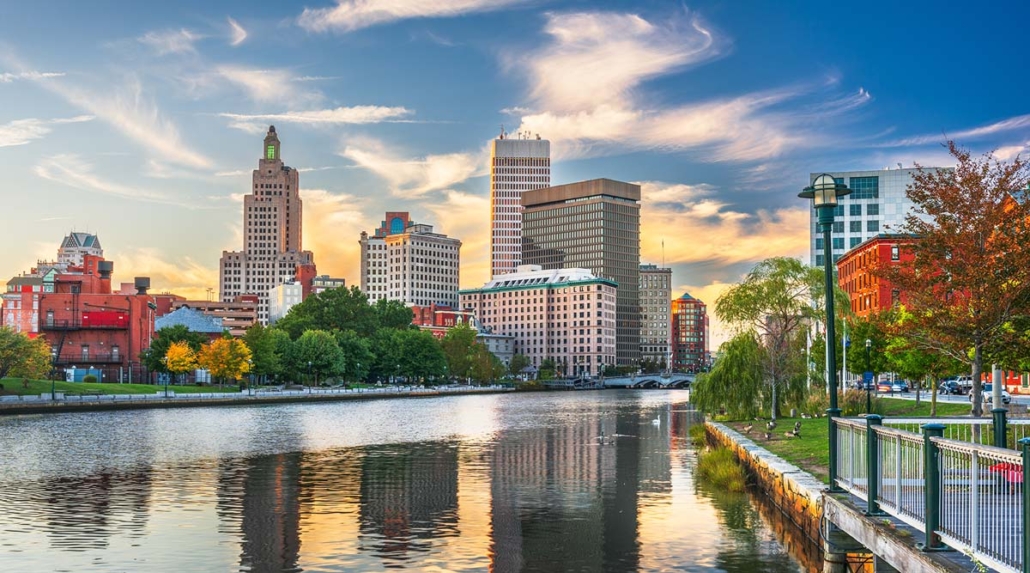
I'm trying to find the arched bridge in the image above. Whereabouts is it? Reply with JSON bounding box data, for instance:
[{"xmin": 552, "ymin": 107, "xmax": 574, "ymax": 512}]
[{"xmin": 603, "ymin": 374, "xmax": 695, "ymax": 389}]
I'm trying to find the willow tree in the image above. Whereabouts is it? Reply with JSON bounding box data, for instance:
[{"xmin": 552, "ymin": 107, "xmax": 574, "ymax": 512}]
[
  {"xmin": 716, "ymin": 257, "xmax": 823, "ymax": 420},
  {"xmin": 691, "ymin": 331, "xmax": 765, "ymax": 419},
  {"xmin": 879, "ymin": 142, "xmax": 1030, "ymax": 416}
]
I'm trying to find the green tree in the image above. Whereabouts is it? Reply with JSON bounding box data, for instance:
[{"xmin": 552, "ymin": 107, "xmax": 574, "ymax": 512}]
[
  {"xmin": 440, "ymin": 324, "xmax": 477, "ymax": 381},
  {"xmin": 508, "ymin": 354, "xmax": 530, "ymax": 378},
  {"xmin": 333, "ymin": 329, "xmax": 374, "ymax": 383},
  {"xmin": 539, "ymin": 358, "xmax": 557, "ymax": 380},
  {"xmin": 879, "ymin": 142, "xmax": 1030, "ymax": 415},
  {"xmin": 294, "ymin": 329, "xmax": 346, "ymax": 385},
  {"xmin": 692, "ymin": 332, "xmax": 766, "ymax": 420},
  {"xmin": 847, "ymin": 317, "xmax": 889, "ymax": 382},
  {"xmin": 243, "ymin": 323, "xmax": 279, "ymax": 383},
  {"xmin": 142, "ymin": 325, "xmax": 207, "ymax": 373},
  {"xmin": 396, "ymin": 329, "xmax": 447, "ymax": 383},
  {"xmin": 715, "ymin": 257, "xmax": 823, "ymax": 420},
  {"xmin": 276, "ymin": 286, "xmax": 379, "ymax": 339},
  {"xmin": 374, "ymin": 298, "xmax": 414, "ymax": 330},
  {"xmin": 0, "ymin": 328, "xmax": 52, "ymax": 380},
  {"xmin": 470, "ymin": 344, "xmax": 505, "ymax": 384},
  {"xmin": 267, "ymin": 328, "xmax": 295, "ymax": 382}
]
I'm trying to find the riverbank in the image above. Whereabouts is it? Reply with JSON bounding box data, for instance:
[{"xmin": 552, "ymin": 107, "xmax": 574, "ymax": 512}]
[{"xmin": 0, "ymin": 385, "xmax": 514, "ymax": 416}]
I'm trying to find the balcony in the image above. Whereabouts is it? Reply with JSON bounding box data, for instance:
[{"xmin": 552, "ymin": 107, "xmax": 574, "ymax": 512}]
[
  {"xmin": 54, "ymin": 353, "xmax": 124, "ymax": 365},
  {"xmin": 42, "ymin": 319, "xmax": 128, "ymax": 330}
]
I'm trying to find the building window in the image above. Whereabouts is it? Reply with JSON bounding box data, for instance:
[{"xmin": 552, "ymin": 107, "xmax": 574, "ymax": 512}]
[
  {"xmin": 816, "ymin": 254, "xmax": 824, "ymax": 267},
  {"xmin": 832, "ymin": 222, "xmax": 844, "ymax": 233},
  {"xmin": 832, "ymin": 238, "xmax": 845, "ymax": 250},
  {"xmin": 81, "ymin": 345, "xmax": 89, "ymax": 361},
  {"xmin": 850, "ymin": 176, "xmax": 879, "ymax": 199},
  {"xmin": 815, "ymin": 238, "xmax": 824, "ymax": 250},
  {"xmin": 867, "ymin": 220, "xmax": 880, "ymax": 232},
  {"xmin": 850, "ymin": 237, "xmax": 862, "ymax": 248},
  {"xmin": 892, "ymin": 290, "xmax": 900, "ymax": 305},
  {"xmin": 891, "ymin": 245, "xmax": 899, "ymax": 260},
  {"xmin": 867, "ymin": 203, "xmax": 879, "ymax": 216},
  {"xmin": 850, "ymin": 221, "xmax": 862, "ymax": 233},
  {"xmin": 850, "ymin": 204, "xmax": 862, "ymax": 216},
  {"xmin": 112, "ymin": 346, "xmax": 119, "ymax": 361}
]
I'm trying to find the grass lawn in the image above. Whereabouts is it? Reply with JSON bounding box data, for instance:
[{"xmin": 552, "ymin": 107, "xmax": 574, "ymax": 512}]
[
  {"xmin": 0, "ymin": 378, "xmax": 242, "ymax": 396},
  {"xmin": 722, "ymin": 397, "xmax": 977, "ymax": 484}
]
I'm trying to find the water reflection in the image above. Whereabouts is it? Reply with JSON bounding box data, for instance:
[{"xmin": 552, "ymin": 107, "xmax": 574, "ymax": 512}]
[{"xmin": 0, "ymin": 392, "xmax": 812, "ymax": 572}]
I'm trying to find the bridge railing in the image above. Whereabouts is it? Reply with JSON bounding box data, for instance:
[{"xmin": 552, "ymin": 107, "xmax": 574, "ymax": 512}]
[{"xmin": 834, "ymin": 416, "xmax": 1029, "ymax": 573}]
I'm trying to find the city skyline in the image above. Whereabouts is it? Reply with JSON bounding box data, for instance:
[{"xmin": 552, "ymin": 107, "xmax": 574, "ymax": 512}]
[{"xmin": 1, "ymin": 0, "xmax": 1028, "ymax": 347}]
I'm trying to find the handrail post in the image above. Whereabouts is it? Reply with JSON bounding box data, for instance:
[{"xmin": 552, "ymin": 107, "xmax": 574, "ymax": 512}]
[
  {"xmin": 993, "ymin": 407, "xmax": 1008, "ymax": 449},
  {"xmin": 866, "ymin": 415, "xmax": 884, "ymax": 515},
  {"xmin": 1020, "ymin": 437, "xmax": 1030, "ymax": 573},
  {"xmin": 828, "ymin": 408, "xmax": 843, "ymax": 492},
  {"xmin": 921, "ymin": 423, "xmax": 946, "ymax": 552}
]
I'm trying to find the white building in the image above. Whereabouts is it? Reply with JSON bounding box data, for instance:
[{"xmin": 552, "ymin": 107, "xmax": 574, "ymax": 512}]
[
  {"xmin": 490, "ymin": 131, "xmax": 550, "ymax": 278},
  {"xmin": 220, "ymin": 126, "xmax": 315, "ymax": 324},
  {"xmin": 57, "ymin": 232, "xmax": 103, "ymax": 267},
  {"xmin": 808, "ymin": 167, "xmax": 943, "ymax": 266},
  {"xmin": 459, "ymin": 265, "xmax": 617, "ymax": 377},
  {"xmin": 359, "ymin": 212, "xmax": 461, "ymax": 308},
  {"xmin": 267, "ymin": 281, "xmax": 303, "ymax": 325},
  {"xmin": 639, "ymin": 264, "xmax": 672, "ymax": 367}
]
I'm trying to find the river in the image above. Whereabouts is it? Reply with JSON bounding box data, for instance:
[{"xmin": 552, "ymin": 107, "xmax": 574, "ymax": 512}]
[{"xmin": 0, "ymin": 390, "xmax": 818, "ymax": 572}]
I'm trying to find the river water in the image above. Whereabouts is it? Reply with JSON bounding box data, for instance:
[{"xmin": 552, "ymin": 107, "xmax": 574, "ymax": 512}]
[{"xmin": 0, "ymin": 390, "xmax": 817, "ymax": 572}]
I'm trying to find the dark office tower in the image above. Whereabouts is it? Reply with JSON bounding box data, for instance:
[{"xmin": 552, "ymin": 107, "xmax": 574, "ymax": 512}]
[{"xmin": 521, "ymin": 179, "xmax": 641, "ymax": 365}]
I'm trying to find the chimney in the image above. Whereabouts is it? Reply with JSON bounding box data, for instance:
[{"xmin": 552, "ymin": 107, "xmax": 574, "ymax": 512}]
[
  {"xmin": 134, "ymin": 277, "xmax": 151, "ymax": 295},
  {"xmin": 98, "ymin": 260, "xmax": 114, "ymax": 294}
]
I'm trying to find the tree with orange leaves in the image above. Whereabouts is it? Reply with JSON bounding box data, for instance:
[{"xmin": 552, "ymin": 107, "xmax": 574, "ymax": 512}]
[
  {"xmin": 879, "ymin": 141, "xmax": 1030, "ymax": 416},
  {"xmin": 197, "ymin": 337, "xmax": 252, "ymax": 387}
]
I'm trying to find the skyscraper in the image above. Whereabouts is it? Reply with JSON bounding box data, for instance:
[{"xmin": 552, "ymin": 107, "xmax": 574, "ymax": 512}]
[
  {"xmin": 220, "ymin": 126, "xmax": 315, "ymax": 324},
  {"xmin": 521, "ymin": 179, "xmax": 641, "ymax": 365},
  {"xmin": 359, "ymin": 212, "xmax": 461, "ymax": 308},
  {"xmin": 672, "ymin": 292, "xmax": 708, "ymax": 373},
  {"xmin": 639, "ymin": 264, "xmax": 672, "ymax": 368},
  {"xmin": 490, "ymin": 132, "xmax": 550, "ymax": 278}
]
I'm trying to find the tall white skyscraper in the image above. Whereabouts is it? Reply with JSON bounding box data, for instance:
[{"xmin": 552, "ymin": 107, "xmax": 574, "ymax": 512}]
[
  {"xmin": 220, "ymin": 126, "xmax": 315, "ymax": 324},
  {"xmin": 489, "ymin": 131, "xmax": 550, "ymax": 278}
]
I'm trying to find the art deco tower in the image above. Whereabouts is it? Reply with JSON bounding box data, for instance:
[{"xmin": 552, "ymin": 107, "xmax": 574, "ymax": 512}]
[
  {"xmin": 489, "ymin": 131, "xmax": 550, "ymax": 278},
  {"xmin": 219, "ymin": 126, "xmax": 314, "ymax": 324}
]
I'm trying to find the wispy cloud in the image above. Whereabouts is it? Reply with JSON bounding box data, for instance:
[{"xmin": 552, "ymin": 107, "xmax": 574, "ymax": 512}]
[
  {"xmin": 340, "ymin": 137, "xmax": 485, "ymax": 196},
  {"xmin": 297, "ymin": 0, "xmax": 525, "ymax": 33},
  {"xmin": 137, "ymin": 28, "xmax": 202, "ymax": 55},
  {"xmin": 0, "ymin": 71, "xmax": 64, "ymax": 82},
  {"xmin": 227, "ymin": 17, "xmax": 248, "ymax": 46},
  {"xmin": 0, "ymin": 115, "xmax": 93, "ymax": 147},
  {"xmin": 217, "ymin": 66, "xmax": 324, "ymax": 107},
  {"xmin": 879, "ymin": 113, "xmax": 1030, "ymax": 148},
  {"xmin": 219, "ymin": 106, "xmax": 411, "ymax": 126},
  {"xmin": 508, "ymin": 11, "xmax": 870, "ymax": 162},
  {"xmin": 34, "ymin": 154, "xmax": 197, "ymax": 207}
]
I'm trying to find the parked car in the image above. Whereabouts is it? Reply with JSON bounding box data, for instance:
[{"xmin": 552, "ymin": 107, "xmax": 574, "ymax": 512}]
[
  {"xmin": 955, "ymin": 376, "xmax": 974, "ymax": 393},
  {"xmin": 891, "ymin": 381, "xmax": 909, "ymax": 393},
  {"xmin": 876, "ymin": 382, "xmax": 893, "ymax": 393},
  {"xmin": 938, "ymin": 380, "xmax": 963, "ymax": 395},
  {"xmin": 969, "ymin": 383, "xmax": 1011, "ymax": 405}
]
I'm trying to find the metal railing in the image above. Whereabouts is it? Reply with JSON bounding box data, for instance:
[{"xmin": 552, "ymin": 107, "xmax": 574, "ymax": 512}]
[
  {"xmin": 834, "ymin": 416, "xmax": 1030, "ymax": 573},
  {"xmin": 885, "ymin": 416, "xmax": 1030, "ymax": 450}
]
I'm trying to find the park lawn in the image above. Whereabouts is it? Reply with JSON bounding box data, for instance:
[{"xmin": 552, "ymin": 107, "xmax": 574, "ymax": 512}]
[
  {"xmin": 724, "ymin": 397, "xmax": 977, "ymax": 484},
  {"xmin": 0, "ymin": 378, "xmax": 241, "ymax": 396}
]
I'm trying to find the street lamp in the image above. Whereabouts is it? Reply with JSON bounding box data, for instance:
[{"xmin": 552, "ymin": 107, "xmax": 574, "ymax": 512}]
[
  {"xmin": 161, "ymin": 356, "xmax": 169, "ymax": 398},
  {"xmin": 307, "ymin": 360, "xmax": 312, "ymax": 390},
  {"xmin": 247, "ymin": 359, "xmax": 254, "ymax": 396},
  {"xmin": 800, "ymin": 173, "xmax": 851, "ymax": 491},
  {"xmin": 865, "ymin": 338, "xmax": 872, "ymax": 413},
  {"xmin": 50, "ymin": 347, "xmax": 58, "ymax": 401}
]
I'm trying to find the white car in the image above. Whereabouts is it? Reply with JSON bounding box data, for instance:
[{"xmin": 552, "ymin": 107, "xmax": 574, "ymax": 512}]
[{"xmin": 969, "ymin": 383, "xmax": 1011, "ymax": 405}]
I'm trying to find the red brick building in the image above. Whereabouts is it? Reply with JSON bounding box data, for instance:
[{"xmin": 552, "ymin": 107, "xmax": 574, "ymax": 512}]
[
  {"xmin": 836, "ymin": 234, "xmax": 918, "ymax": 319},
  {"xmin": 672, "ymin": 293, "xmax": 708, "ymax": 373}
]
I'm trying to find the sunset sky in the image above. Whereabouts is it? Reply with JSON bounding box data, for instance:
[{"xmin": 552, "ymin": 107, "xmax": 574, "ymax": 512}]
[{"xmin": 2, "ymin": 0, "xmax": 1028, "ymax": 347}]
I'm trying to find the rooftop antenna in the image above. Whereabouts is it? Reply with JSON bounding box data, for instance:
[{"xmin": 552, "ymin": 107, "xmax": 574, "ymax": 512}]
[
  {"xmin": 897, "ymin": 162, "xmax": 903, "ymax": 170},
  {"xmin": 499, "ymin": 125, "xmax": 505, "ymax": 139},
  {"xmin": 662, "ymin": 239, "xmax": 666, "ymax": 268}
]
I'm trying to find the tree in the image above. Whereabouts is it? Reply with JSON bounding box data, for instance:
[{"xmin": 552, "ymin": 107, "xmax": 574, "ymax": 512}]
[
  {"xmin": 440, "ymin": 324, "xmax": 478, "ymax": 381},
  {"xmin": 470, "ymin": 344, "xmax": 505, "ymax": 384},
  {"xmin": 374, "ymin": 299, "xmax": 414, "ymax": 330},
  {"xmin": 879, "ymin": 142, "xmax": 1030, "ymax": 416},
  {"xmin": 333, "ymin": 329, "xmax": 374, "ymax": 383},
  {"xmin": 396, "ymin": 329, "xmax": 447, "ymax": 383},
  {"xmin": 0, "ymin": 328, "xmax": 51, "ymax": 380},
  {"xmin": 142, "ymin": 325, "xmax": 207, "ymax": 373},
  {"xmin": 881, "ymin": 308, "xmax": 964, "ymax": 416},
  {"xmin": 197, "ymin": 338, "xmax": 252, "ymax": 386},
  {"xmin": 275, "ymin": 286, "xmax": 379, "ymax": 339},
  {"xmin": 715, "ymin": 257, "xmax": 823, "ymax": 420},
  {"xmin": 164, "ymin": 341, "xmax": 197, "ymax": 384},
  {"xmin": 539, "ymin": 358, "xmax": 557, "ymax": 380},
  {"xmin": 267, "ymin": 328, "xmax": 295, "ymax": 382},
  {"xmin": 692, "ymin": 332, "xmax": 766, "ymax": 420},
  {"xmin": 847, "ymin": 317, "xmax": 889, "ymax": 383},
  {"xmin": 508, "ymin": 354, "xmax": 530, "ymax": 378},
  {"xmin": 243, "ymin": 323, "xmax": 279, "ymax": 383},
  {"xmin": 294, "ymin": 330, "xmax": 345, "ymax": 385}
]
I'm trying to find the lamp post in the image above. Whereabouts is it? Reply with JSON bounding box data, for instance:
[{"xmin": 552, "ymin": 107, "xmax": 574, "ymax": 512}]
[
  {"xmin": 800, "ymin": 173, "xmax": 851, "ymax": 491},
  {"xmin": 161, "ymin": 356, "xmax": 169, "ymax": 398},
  {"xmin": 247, "ymin": 359, "xmax": 253, "ymax": 396},
  {"xmin": 307, "ymin": 360, "xmax": 312, "ymax": 391},
  {"xmin": 50, "ymin": 347, "xmax": 58, "ymax": 401},
  {"xmin": 865, "ymin": 338, "xmax": 872, "ymax": 413}
]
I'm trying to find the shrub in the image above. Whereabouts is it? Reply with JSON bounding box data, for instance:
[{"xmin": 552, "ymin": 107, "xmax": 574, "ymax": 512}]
[
  {"xmin": 696, "ymin": 447, "xmax": 747, "ymax": 492},
  {"xmin": 804, "ymin": 391, "xmax": 829, "ymax": 416},
  {"xmin": 689, "ymin": 423, "xmax": 707, "ymax": 448},
  {"xmin": 82, "ymin": 374, "xmax": 98, "ymax": 384},
  {"xmin": 841, "ymin": 389, "xmax": 883, "ymax": 416}
]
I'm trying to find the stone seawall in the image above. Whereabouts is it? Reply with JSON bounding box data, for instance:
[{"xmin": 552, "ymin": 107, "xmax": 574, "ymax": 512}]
[{"xmin": 705, "ymin": 422, "xmax": 828, "ymax": 546}]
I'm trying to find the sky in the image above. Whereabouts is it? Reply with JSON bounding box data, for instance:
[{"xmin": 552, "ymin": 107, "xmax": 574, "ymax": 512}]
[{"xmin": 1, "ymin": 0, "xmax": 1028, "ymax": 348}]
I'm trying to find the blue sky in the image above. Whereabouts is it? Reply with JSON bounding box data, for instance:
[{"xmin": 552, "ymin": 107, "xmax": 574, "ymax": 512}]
[{"xmin": 2, "ymin": 0, "xmax": 1028, "ymax": 346}]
